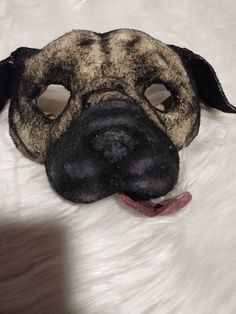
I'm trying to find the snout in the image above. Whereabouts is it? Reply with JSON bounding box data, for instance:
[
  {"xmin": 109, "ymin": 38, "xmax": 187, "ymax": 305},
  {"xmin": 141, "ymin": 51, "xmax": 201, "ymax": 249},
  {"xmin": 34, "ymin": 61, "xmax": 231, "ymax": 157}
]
[
  {"xmin": 45, "ymin": 100, "xmax": 179, "ymax": 203},
  {"xmin": 90, "ymin": 127, "xmax": 137, "ymax": 163}
]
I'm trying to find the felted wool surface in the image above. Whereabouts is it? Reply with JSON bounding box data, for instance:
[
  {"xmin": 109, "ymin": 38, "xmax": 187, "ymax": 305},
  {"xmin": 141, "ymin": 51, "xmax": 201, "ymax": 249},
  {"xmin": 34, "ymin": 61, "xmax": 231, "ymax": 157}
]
[{"xmin": 0, "ymin": 1, "xmax": 236, "ymax": 313}]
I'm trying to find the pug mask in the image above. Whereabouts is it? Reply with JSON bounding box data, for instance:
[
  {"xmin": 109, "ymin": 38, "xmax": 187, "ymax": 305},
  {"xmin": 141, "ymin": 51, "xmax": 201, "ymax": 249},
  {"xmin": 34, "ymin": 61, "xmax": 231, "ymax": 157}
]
[{"xmin": 1, "ymin": 29, "xmax": 235, "ymax": 216}]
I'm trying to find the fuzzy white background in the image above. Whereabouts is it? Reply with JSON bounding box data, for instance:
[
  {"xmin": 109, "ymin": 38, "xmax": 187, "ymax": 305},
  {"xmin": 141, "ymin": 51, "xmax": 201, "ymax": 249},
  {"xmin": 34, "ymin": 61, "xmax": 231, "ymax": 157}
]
[{"xmin": 0, "ymin": 0, "xmax": 236, "ymax": 313}]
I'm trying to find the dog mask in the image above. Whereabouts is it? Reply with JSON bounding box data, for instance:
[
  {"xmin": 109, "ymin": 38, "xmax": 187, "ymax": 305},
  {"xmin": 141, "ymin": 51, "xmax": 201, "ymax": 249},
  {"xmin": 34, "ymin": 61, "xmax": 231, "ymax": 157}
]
[{"xmin": 1, "ymin": 29, "xmax": 235, "ymax": 216}]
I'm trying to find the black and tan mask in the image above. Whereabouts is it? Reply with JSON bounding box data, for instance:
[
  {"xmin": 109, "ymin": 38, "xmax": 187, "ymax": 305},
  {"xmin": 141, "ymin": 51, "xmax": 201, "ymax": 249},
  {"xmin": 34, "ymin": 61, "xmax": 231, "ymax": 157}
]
[{"xmin": 0, "ymin": 29, "xmax": 235, "ymax": 216}]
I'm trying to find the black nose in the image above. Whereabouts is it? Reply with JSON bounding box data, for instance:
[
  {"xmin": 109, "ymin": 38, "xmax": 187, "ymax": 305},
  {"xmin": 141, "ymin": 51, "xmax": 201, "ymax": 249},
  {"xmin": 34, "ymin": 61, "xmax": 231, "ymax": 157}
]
[
  {"xmin": 89, "ymin": 127, "xmax": 136, "ymax": 163},
  {"xmin": 46, "ymin": 100, "xmax": 179, "ymax": 203}
]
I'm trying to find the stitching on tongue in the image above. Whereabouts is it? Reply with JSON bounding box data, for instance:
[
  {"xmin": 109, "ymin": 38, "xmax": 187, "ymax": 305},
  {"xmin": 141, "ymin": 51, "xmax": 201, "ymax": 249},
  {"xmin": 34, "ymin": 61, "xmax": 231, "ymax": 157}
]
[{"xmin": 119, "ymin": 192, "xmax": 192, "ymax": 217}]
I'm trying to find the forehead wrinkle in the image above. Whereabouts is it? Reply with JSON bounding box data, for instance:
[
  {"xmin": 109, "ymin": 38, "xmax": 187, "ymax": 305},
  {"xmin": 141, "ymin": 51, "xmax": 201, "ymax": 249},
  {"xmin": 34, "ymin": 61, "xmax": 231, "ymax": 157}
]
[{"xmin": 23, "ymin": 28, "xmax": 194, "ymax": 101}]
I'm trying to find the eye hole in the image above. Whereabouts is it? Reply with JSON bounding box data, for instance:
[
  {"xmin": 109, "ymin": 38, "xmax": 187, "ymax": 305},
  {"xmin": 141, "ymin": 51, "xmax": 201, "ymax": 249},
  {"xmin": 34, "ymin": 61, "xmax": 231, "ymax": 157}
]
[
  {"xmin": 144, "ymin": 83, "xmax": 172, "ymax": 112},
  {"xmin": 37, "ymin": 84, "xmax": 70, "ymax": 119}
]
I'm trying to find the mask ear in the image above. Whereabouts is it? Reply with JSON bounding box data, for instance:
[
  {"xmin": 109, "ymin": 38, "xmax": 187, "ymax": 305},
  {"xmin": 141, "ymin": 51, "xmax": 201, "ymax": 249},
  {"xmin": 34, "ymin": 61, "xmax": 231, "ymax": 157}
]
[
  {"xmin": 168, "ymin": 45, "xmax": 236, "ymax": 113},
  {"xmin": 0, "ymin": 47, "xmax": 39, "ymax": 112},
  {"xmin": 0, "ymin": 56, "xmax": 15, "ymax": 112}
]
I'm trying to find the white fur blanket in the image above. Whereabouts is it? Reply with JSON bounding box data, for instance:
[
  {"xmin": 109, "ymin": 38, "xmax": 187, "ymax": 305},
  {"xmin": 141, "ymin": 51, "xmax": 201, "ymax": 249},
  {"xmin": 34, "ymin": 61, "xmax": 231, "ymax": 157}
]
[{"xmin": 0, "ymin": 0, "xmax": 236, "ymax": 313}]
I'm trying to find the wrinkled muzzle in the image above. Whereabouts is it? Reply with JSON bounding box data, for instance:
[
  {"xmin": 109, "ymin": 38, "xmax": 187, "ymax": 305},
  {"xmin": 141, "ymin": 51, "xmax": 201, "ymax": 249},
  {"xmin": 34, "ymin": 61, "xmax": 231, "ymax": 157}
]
[{"xmin": 46, "ymin": 100, "xmax": 179, "ymax": 203}]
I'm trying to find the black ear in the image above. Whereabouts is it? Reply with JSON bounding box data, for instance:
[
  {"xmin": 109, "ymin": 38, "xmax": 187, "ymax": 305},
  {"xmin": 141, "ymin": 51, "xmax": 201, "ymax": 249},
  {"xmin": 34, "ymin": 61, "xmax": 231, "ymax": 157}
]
[
  {"xmin": 0, "ymin": 56, "xmax": 15, "ymax": 112},
  {"xmin": 0, "ymin": 47, "xmax": 39, "ymax": 112},
  {"xmin": 168, "ymin": 45, "xmax": 236, "ymax": 113}
]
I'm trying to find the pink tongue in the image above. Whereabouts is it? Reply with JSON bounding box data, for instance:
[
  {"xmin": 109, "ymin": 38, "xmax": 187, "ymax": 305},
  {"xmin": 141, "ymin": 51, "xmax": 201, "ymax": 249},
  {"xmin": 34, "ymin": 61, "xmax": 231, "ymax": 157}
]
[{"xmin": 119, "ymin": 192, "xmax": 192, "ymax": 217}]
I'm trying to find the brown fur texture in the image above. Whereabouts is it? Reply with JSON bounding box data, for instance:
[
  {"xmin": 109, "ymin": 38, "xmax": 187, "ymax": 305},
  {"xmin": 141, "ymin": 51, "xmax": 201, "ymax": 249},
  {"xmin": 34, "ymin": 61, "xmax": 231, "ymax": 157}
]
[{"xmin": 9, "ymin": 29, "xmax": 200, "ymax": 163}]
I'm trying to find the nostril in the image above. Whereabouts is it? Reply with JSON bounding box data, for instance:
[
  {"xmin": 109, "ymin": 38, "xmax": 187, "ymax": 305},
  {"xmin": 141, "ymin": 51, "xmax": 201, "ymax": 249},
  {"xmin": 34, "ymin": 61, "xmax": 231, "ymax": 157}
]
[{"xmin": 89, "ymin": 128, "xmax": 136, "ymax": 163}]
